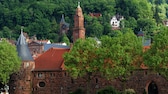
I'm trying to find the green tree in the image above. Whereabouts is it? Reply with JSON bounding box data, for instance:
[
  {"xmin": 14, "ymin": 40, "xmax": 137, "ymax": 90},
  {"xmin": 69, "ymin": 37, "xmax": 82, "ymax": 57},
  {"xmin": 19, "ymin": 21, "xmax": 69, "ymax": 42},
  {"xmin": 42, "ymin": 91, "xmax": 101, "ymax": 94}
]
[
  {"xmin": 124, "ymin": 17, "xmax": 137, "ymax": 30},
  {"xmin": 64, "ymin": 30, "xmax": 143, "ymax": 94},
  {"xmin": 64, "ymin": 38, "xmax": 102, "ymax": 94},
  {"xmin": 60, "ymin": 34, "xmax": 70, "ymax": 46},
  {"xmin": 0, "ymin": 26, "xmax": 11, "ymax": 39},
  {"xmin": 0, "ymin": 40, "xmax": 21, "ymax": 84},
  {"xmin": 115, "ymin": 0, "xmax": 153, "ymax": 20},
  {"xmin": 137, "ymin": 18, "xmax": 157, "ymax": 36},
  {"xmin": 143, "ymin": 27, "xmax": 168, "ymax": 78},
  {"xmin": 97, "ymin": 86, "xmax": 121, "ymax": 94},
  {"xmin": 100, "ymin": 30, "xmax": 143, "ymax": 79},
  {"xmin": 85, "ymin": 17, "xmax": 104, "ymax": 38}
]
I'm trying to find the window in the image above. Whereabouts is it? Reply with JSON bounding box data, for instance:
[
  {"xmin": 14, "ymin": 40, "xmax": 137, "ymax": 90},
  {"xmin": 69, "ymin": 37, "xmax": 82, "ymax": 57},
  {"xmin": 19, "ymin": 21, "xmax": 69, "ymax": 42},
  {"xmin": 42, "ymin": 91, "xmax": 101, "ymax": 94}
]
[
  {"xmin": 38, "ymin": 81, "xmax": 45, "ymax": 87},
  {"xmin": 38, "ymin": 73, "xmax": 44, "ymax": 78},
  {"xmin": 96, "ymin": 78, "xmax": 98, "ymax": 83},
  {"xmin": 64, "ymin": 72, "xmax": 67, "ymax": 76},
  {"xmin": 24, "ymin": 62, "xmax": 29, "ymax": 68},
  {"xmin": 50, "ymin": 73, "xmax": 55, "ymax": 77}
]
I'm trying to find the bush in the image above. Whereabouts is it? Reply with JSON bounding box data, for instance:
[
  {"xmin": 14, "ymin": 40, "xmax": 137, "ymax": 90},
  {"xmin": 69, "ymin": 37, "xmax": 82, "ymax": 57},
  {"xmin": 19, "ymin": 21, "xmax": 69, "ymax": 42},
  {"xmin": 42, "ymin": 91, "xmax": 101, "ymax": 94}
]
[
  {"xmin": 123, "ymin": 89, "xmax": 136, "ymax": 94},
  {"xmin": 97, "ymin": 86, "xmax": 121, "ymax": 94},
  {"xmin": 69, "ymin": 88, "xmax": 85, "ymax": 94}
]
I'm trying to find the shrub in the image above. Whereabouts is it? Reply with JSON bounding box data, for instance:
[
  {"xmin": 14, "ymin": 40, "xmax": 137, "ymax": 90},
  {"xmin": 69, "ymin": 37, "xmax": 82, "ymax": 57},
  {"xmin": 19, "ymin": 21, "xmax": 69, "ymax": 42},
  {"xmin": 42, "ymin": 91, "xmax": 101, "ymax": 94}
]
[
  {"xmin": 123, "ymin": 89, "xmax": 136, "ymax": 94},
  {"xmin": 69, "ymin": 88, "xmax": 85, "ymax": 94},
  {"xmin": 97, "ymin": 86, "xmax": 121, "ymax": 94}
]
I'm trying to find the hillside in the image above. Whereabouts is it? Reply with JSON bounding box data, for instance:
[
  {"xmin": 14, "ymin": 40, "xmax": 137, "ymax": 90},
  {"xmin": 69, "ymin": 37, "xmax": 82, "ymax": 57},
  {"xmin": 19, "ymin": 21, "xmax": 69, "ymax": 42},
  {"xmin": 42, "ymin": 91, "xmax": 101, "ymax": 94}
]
[{"xmin": 0, "ymin": 0, "xmax": 168, "ymax": 42}]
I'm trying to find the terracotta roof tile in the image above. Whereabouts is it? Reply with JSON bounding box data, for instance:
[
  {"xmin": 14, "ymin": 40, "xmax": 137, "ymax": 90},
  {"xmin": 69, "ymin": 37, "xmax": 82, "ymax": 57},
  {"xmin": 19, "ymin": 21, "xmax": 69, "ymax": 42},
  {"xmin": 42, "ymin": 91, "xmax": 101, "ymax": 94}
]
[{"xmin": 34, "ymin": 48, "xmax": 69, "ymax": 71}]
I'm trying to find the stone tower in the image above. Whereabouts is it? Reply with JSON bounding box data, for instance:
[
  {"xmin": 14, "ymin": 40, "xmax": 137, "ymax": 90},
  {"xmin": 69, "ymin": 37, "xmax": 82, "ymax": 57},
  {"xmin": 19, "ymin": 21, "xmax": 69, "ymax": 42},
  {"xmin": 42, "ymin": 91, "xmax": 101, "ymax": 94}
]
[
  {"xmin": 9, "ymin": 29, "xmax": 34, "ymax": 94},
  {"xmin": 73, "ymin": 2, "xmax": 85, "ymax": 43}
]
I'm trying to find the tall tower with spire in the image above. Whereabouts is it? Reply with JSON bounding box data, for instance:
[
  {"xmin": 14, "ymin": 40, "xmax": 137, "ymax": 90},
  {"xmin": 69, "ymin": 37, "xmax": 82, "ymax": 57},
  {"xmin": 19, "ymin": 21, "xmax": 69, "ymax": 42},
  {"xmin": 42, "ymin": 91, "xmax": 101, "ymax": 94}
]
[
  {"xmin": 73, "ymin": 2, "xmax": 85, "ymax": 43},
  {"xmin": 60, "ymin": 14, "xmax": 70, "ymax": 34},
  {"xmin": 9, "ymin": 28, "xmax": 34, "ymax": 94}
]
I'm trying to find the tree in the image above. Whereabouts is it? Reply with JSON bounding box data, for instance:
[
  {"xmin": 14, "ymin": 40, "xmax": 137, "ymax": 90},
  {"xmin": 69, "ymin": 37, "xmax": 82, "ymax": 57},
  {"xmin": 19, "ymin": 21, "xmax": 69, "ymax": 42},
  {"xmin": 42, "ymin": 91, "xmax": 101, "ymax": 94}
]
[
  {"xmin": 64, "ymin": 30, "xmax": 143, "ymax": 94},
  {"xmin": 0, "ymin": 26, "xmax": 11, "ymax": 39},
  {"xmin": 97, "ymin": 86, "xmax": 121, "ymax": 94},
  {"xmin": 64, "ymin": 38, "xmax": 102, "ymax": 94},
  {"xmin": 0, "ymin": 40, "xmax": 21, "ymax": 84},
  {"xmin": 60, "ymin": 34, "xmax": 70, "ymax": 46},
  {"xmin": 85, "ymin": 17, "xmax": 104, "ymax": 38},
  {"xmin": 137, "ymin": 18, "xmax": 157, "ymax": 35},
  {"xmin": 124, "ymin": 17, "xmax": 137, "ymax": 30},
  {"xmin": 143, "ymin": 27, "xmax": 168, "ymax": 78},
  {"xmin": 100, "ymin": 30, "xmax": 143, "ymax": 79}
]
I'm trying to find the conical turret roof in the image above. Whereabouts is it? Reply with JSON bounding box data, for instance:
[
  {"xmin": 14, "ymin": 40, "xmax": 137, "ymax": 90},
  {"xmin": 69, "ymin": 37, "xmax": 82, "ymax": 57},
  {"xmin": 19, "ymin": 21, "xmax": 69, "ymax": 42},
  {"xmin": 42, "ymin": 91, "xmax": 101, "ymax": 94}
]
[
  {"xmin": 16, "ymin": 30, "xmax": 33, "ymax": 61},
  {"xmin": 60, "ymin": 14, "xmax": 66, "ymax": 24}
]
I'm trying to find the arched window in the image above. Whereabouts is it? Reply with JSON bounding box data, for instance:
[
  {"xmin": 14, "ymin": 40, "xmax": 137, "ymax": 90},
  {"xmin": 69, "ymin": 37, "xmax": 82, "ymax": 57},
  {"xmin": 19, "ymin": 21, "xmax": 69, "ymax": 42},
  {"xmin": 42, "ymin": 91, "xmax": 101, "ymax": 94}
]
[{"xmin": 96, "ymin": 78, "xmax": 98, "ymax": 83}]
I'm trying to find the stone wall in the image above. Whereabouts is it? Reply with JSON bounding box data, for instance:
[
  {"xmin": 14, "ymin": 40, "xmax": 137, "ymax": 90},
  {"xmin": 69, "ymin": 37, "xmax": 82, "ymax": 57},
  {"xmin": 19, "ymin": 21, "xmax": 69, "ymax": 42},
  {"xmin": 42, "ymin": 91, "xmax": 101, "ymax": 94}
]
[
  {"xmin": 31, "ymin": 69, "xmax": 168, "ymax": 94},
  {"xmin": 9, "ymin": 61, "xmax": 34, "ymax": 94}
]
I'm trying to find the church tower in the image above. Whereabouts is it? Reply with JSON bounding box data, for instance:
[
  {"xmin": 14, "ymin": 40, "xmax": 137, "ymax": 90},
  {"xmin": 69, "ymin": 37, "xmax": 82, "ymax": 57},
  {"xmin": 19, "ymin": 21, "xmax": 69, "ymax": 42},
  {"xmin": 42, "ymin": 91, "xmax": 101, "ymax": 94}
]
[
  {"xmin": 73, "ymin": 2, "xmax": 85, "ymax": 43},
  {"xmin": 60, "ymin": 14, "xmax": 70, "ymax": 34}
]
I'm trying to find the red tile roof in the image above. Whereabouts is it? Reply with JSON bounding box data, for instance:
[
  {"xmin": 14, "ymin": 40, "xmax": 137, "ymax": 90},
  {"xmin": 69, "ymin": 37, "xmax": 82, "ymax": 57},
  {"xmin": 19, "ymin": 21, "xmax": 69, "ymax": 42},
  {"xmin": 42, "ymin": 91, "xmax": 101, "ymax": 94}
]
[
  {"xmin": 34, "ymin": 48, "xmax": 70, "ymax": 71},
  {"xmin": 89, "ymin": 13, "xmax": 102, "ymax": 18}
]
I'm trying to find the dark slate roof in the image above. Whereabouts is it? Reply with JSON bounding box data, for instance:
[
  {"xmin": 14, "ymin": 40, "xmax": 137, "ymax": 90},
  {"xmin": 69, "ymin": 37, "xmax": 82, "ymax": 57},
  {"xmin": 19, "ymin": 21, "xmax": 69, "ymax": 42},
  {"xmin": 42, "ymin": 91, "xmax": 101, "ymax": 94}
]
[
  {"xmin": 16, "ymin": 31, "xmax": 33, "ymax": 61},
  {"xmin": 60, "ymin": 14, "xmax": 66, "ymax": 24},
  {"xmin": 137, "ymin": 29, "xmax": 144, "ymax": 36},
  {"xmin": 143, "ymin": 39, "xmax": 151, "ymax": 46},
  {"xmin": 60, "ymin": 14, "xmax": 70, "ymax": 28},
  {"xmin": 44, "ymin": 44, "xmax": 70, "ymax": 51}
]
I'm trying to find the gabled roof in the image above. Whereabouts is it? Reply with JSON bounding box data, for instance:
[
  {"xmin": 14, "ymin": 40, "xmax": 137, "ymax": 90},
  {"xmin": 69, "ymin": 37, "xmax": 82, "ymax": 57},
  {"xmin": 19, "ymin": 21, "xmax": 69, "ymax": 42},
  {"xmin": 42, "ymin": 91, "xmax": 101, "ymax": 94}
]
[
  {"xmin": 16, "ymin": 31, "xmax": 33, "ymax": 61},
  {"xmin": 34, "ymin": 48, "xmax": 70, "ymax": 71},
  {"xmin": 89, "ymin": 13, "xmax": 102, "ymax": 18},
  {"xmin": 28, "ymin": 41, "xmax": 42, "ymax": 46}
]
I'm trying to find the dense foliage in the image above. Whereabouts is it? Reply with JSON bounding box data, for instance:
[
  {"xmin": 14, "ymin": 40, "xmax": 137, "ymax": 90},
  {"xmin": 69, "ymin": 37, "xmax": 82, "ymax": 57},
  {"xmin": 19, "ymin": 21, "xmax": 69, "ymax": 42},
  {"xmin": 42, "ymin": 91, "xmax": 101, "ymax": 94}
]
[
  {"xmin": 64, "ymin": 30, "xmax": 143, "ymax": 94},
  {"xmin": 99, "ymin": 30, "xmax": 143, "ymax": 79},
  {"xmin": 0, "ymin": 40, "xmax": 21, "ymax": 84},
  {"xmin": 143, "ymin": 27, "xmax": 168, "ymax": 78},
  {"xmin": 0, "ymin": 0, "xmax": 168, "ymax": 42},
  {"xmin": 97, "ymin": 86, "xmax": 121, "ymax": 94}
]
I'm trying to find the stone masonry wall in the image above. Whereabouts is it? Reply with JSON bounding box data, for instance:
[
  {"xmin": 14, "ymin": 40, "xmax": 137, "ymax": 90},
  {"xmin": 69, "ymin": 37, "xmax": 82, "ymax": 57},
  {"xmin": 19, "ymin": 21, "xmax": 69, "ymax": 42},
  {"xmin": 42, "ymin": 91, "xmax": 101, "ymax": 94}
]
[{"xmin": 14, "ymin": 69, "xmax": 168, "ymax": 94}]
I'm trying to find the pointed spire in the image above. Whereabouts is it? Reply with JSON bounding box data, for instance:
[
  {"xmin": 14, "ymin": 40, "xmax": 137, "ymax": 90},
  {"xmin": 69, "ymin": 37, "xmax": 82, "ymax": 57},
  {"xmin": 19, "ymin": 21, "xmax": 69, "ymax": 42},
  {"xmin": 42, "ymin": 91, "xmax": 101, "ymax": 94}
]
[
  {"xmin": 17, "ymin": 27, "xmax": 26, "ymax": 45},
  {"xmin": 60, "ymin": 14, "xmax": 65, "ymax": 24},
  {"xmin": 16, "ymin": 27, "xmax": 33, "ymax": 61},
  {"xmin": 78, "ymin": 1, "xmax": 80, "ymax": 8}
]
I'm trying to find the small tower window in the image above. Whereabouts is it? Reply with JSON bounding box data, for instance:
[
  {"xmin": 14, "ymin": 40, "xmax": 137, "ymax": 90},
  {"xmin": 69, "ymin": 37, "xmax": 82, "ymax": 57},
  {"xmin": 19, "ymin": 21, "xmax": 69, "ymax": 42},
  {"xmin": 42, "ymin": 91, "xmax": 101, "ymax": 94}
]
[
  {"xmin": 96, "ymin": 78, "xmax": 98, "ymax": 83},
  {"xmin": 64, "ymin": 72, "xmax": 67, "ymax": 76}
]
